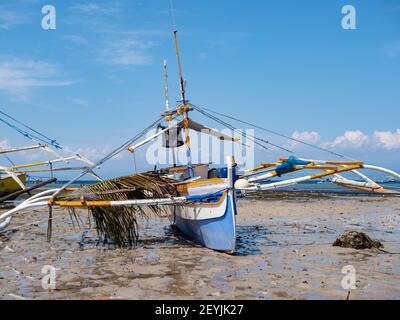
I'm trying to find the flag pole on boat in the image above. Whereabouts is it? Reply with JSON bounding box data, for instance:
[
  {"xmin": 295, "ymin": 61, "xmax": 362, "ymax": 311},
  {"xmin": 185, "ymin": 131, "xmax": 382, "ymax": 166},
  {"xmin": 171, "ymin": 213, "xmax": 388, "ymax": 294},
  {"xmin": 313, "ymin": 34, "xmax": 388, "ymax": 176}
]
[
  {"xmin": 163, "ymin": 59, "xmax": 177, "ymax": 167},
  {"xmin": 163, "ymin": 60, "xmax": 171, "ymax": 112}
]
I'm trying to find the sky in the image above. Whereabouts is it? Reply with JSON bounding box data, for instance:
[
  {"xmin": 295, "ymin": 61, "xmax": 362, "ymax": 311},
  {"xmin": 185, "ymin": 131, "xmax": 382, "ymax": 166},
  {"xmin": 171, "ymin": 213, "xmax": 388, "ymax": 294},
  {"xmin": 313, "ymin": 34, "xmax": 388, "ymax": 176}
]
[{"xmin": 0, "ymin": 0, "xmax": 399, "ymax": 179}]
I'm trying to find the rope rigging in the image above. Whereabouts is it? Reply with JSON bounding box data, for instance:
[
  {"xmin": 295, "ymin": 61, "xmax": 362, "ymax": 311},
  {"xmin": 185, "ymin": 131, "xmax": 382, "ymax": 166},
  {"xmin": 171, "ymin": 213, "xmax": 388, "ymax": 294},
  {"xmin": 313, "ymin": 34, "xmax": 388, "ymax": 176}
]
[
  {"xmin": 53, "ymin": 116, "xmax": 164, "ymax": 196},
  {"xmin": 0, "ymin": 109, "xmax": 62, "ymax": 149},
  {"xmin": 192, "ymin": 104, "xmax": 352, "ymax": 160},
  {"xmin": 193, "ymin": 106, "xmax": 272, "ymax": 152},
  {"xmin": 191, "ymin": 104, "xmax": 294, "ymax": 154},
  {"xmin": 1, "ymin": 154, "xmax": 15, "ymax": 166}
]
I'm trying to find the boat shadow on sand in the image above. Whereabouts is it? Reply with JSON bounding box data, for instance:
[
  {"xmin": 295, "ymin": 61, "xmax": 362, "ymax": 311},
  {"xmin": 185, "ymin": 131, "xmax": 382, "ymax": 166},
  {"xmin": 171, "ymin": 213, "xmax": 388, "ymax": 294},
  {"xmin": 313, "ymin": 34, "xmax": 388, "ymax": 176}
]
[
  {"xmin": 234, "ymin": 225, "xmax": 279, "ymax": 256},
  {"xmin": 169, "ymin": 225, "xmax": 279, "ymax": 256},
  {"xmin": 168, "ymin": 224, "xmax": 279, "ymax": 257},
  {"xmin": 161, "ymin": 224, "xmax": 279, "ymax": 256}
]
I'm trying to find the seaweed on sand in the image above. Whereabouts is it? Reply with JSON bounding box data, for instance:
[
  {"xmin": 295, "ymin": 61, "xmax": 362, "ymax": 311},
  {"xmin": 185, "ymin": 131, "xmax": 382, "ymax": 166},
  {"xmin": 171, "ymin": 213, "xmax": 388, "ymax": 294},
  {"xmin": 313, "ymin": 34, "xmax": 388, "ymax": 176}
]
[{"xmin": 333, "ymin": 231, "xmax": 383, "ymax": 250}]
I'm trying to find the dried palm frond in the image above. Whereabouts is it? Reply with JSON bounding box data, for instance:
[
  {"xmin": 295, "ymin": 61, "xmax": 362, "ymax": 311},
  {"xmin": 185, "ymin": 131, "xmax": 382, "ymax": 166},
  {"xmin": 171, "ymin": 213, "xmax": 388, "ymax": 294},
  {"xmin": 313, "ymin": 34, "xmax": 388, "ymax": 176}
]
[{"xmin": 55, "ymin": 172, "xmax": 179, "ymax": 247}]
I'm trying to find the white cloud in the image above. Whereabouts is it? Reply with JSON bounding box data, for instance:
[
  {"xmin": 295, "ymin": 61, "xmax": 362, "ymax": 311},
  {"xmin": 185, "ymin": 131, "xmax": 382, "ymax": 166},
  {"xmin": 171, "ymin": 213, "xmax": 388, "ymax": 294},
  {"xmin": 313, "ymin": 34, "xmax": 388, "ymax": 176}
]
[
  {"xmin": 374, "ymin": 129, "xmax": 400, "ymax": 150},
  {"xmin": 65, "ymin": 35, "xmax": 89, "ymax": 46},
  {"xmin": 8, "ymin": 145, "xmax": 122, "ymax": 164},
  {"xmin": 292, "ymin": 131, "xmax": 320, "ymax": 144},
  {"xmin": 69, "ymin": 98, "xmax": 89, "ymax": 108},
  {"xmin": 280, "ymin": 129, "xmax": 400, "ymax": 154},
  {"xmin": 70, "ymin": 3, "xmax": 121, "ymax": 16},
  {"xmin": 0, "ymin": 143, "xmax": 120, "ymax": 165},
  {"xmin": 0, "ymin": 8, "xmax": 27, "ymax": 29},
  {"xmin": 326, "ymin": 130, "xmax": 370, "ymax": 149},
  {"xmin": 99, "ymin": 39, "xmax": 156, "ymax": 67},
  {"xmin": 284, "ymin": 131, "xmax": 321, "ymax": 150},
  {"xmin": 0, "ymin": 57, "xmax": 76, "ymax": 100},
  {"xmin": 64, "ymin": 146, "xmax": 125, "ymax": 162},
  {"xmin": 321, "ymin": 129, "xmax": 400, "ymax": 151},
  {"xmin": 0, "ymin": 139, "xmax": 10, "ymax": 150}
]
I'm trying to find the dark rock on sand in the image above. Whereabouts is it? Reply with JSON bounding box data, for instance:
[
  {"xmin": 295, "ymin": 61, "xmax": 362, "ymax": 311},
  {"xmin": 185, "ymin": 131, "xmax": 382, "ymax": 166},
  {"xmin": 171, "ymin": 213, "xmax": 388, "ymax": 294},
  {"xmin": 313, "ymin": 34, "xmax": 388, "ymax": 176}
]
[{"xmin": 333, "ymin": 231, "xmax": 383, "ymax": 250}]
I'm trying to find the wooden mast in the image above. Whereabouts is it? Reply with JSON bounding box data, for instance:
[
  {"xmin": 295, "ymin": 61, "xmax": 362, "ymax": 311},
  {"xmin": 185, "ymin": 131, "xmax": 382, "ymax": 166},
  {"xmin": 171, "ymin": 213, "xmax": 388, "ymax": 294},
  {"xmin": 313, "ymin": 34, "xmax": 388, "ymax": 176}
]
[{"xmin": 173, "ymin": 30, "xmax": 194, "ymax": 177}]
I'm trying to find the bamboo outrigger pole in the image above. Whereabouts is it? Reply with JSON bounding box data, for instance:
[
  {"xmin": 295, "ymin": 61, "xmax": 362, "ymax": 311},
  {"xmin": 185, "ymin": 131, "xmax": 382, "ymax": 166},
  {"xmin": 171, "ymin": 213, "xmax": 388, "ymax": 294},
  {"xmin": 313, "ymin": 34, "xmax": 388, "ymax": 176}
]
[{"xmin": 0, "ymin": 144, "xmax": 45, "ymax": 155}]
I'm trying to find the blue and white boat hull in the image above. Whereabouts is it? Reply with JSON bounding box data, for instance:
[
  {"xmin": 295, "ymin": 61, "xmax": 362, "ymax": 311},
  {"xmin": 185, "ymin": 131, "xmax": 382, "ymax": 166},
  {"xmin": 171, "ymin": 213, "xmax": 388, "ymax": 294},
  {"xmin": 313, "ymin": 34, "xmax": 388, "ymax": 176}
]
[{"xmin": 172, "ymin": 190, "xmax": 237, "ymax": 253}]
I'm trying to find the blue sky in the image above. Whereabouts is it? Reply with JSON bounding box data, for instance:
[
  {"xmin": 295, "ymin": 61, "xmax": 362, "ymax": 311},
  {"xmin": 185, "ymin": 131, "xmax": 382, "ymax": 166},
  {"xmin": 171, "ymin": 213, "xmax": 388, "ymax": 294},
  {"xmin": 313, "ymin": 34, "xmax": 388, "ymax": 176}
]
[{"xmin": 0, "ymin": 0, "xmax": 399, "ymax": 178}]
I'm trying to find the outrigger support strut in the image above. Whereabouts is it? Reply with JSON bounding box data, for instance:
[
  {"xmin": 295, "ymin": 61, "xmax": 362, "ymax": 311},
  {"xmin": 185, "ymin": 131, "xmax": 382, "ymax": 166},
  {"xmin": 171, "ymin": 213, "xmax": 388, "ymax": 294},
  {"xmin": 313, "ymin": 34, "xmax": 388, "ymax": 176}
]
[{"xmin": 237, "ymin": 157, "xmax": 400, "ymax": 194}]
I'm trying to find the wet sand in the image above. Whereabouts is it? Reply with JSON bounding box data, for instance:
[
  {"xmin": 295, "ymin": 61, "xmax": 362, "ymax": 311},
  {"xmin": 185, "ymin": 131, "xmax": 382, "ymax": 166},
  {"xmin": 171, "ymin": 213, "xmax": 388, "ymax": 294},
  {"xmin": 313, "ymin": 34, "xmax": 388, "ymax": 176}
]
[{"xmin": 1, "ymin": 193, "xmax": 400, "ymax": 300}]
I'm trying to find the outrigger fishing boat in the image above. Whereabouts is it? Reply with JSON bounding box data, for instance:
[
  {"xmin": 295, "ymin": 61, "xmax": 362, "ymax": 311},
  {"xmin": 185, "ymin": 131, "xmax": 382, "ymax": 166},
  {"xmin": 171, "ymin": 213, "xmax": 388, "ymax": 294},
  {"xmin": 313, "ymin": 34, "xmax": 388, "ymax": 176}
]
[
  {"xmin": 1, "ymin": 30, "xmax": 399, "ymax": 253},
  {"xmin": 0, "ymin": 145, "xmax": 47, "ymax": 200},
  {"xmin": 0, "ymin": 112, "xmax": 101, "ymax": 204},
  {"xmin": 0, "ymin": 175, "xmax": 26, "ymax": 200},
  {"xmin": 0, "ymin": 145, "xmax": 99, "ymax": 203}
]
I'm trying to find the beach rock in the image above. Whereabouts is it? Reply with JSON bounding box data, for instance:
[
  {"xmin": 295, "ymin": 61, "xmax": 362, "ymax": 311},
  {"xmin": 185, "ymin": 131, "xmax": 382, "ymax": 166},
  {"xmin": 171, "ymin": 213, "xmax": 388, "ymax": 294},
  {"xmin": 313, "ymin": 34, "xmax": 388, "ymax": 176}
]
[
  {"xmin": 4, "ymin": 246, "xmax": 14, "ymax": 253},
  {"xmin": 333, "ymin": 231, "xmax": 383, "ymax": 250}
]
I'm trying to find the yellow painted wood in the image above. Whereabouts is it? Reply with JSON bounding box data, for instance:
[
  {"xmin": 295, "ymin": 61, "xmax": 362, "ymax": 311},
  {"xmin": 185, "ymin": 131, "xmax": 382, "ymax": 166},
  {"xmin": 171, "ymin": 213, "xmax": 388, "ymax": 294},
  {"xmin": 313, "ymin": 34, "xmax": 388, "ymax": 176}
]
[
  {"xmin": 183, "ymin": 113, "xmax": 191, "ymax": 148},
  {"xmin": 247, "ymin": 166, "xmax": 266, "ymax": 173},
  {"xmin": 325, "ymin": 161, "xmax": 364, "ymax": 166},
  {"xmin": 49, "ymin": 200, "xmax": 112, "ymax": 207},
  {"xmin": 334, "ymin": 183, "xmax": 400, "ymax": 194},
  {"xmin": 187, "ymin": 178, "xmax": 225, "ymax": 187},
  {"xmin": 304, "ymin": 165, "xmax": 339, "ymax": 170},
  {"xmin": 9, "ymin": 161, "xmax": 49, "ymax": 169},
  {"xmin": 0, "ymin": 174, "xmax": 26, "ymax": 192},
  {"xmin": 310, "ymin": 165, "xmax": 362, "ymax": 180}
]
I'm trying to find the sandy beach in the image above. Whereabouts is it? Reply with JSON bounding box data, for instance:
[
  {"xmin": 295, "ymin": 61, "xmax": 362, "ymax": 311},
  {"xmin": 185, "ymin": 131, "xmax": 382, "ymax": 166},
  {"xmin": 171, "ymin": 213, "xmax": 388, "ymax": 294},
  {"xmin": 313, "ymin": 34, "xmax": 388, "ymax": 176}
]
[{"xmin": 1, "ymin": 193, "xmax": 399, "ymax": 300}]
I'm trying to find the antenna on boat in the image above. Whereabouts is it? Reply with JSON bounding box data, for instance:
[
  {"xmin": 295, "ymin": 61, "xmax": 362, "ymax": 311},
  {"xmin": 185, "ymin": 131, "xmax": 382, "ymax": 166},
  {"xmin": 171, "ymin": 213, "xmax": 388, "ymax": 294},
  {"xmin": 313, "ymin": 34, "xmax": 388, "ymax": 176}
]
[
  {"xmin": 163, "ymin": 59, "xmax": 170, "ymax": 112},
  {"xmin": 169, "ymin": 0, "xmax": 193, "ymax": 176},
  {"xmin": 169, "ymin": 0, "xmax": 187, "ymax": 103},
  {"xmin": 164, "ymin": 59, "xmax": 177, "ymax": 167}
]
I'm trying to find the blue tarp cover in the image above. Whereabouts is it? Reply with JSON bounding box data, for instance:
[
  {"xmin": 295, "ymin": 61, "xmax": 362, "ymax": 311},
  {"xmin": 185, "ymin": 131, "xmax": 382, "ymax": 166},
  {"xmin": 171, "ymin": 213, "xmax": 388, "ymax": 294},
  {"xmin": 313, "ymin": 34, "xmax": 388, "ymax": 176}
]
[{"xmin": 275, "ymin": 156, "xmax": 310, "ymax": 177}]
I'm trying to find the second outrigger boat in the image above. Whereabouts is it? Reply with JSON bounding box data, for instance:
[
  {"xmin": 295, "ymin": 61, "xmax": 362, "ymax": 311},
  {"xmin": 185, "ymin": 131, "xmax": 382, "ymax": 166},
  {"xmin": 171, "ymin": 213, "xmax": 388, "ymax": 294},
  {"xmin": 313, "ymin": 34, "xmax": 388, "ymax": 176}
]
[
  {"xmin": 0, "ymin": 115, "xmax": 101, "ymax": 203},
  {"xmin": 1, "ymin": 29, "xmax": 399, "ymax": 253},
  {"xmin": 0, "ymin": 175, "xmax": 26, "ymax": 200}
]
